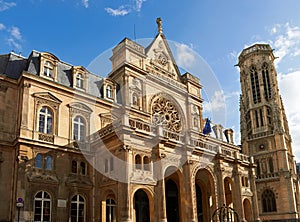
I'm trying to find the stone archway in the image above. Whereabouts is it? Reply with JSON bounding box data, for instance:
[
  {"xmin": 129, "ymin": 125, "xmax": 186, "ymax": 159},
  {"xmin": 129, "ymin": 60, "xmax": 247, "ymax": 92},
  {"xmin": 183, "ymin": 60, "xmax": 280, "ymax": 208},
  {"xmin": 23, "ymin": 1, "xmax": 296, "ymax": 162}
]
[
  {"xmin": 224, "ymin": 177, "xmax": 234, "ymax": 207},
  {"xmin": 133, "ymin": 189, "xmax": 150, "ymax": 222},
  {"xmin": 164, "ymin": 166, "xmax": 183, "ymax": 222},
  {"xmin": 195, "ymin": 169, "xmax": 215, "ymax": 222}
]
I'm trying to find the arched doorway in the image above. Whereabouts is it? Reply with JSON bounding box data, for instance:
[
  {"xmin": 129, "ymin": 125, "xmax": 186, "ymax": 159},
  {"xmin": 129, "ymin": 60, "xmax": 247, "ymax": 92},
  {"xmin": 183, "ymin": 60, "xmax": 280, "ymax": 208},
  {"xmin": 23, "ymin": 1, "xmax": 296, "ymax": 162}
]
[
  {"xmin": 165, "ymin": 179, "xmax": 179, "ymax": 222},
  {"xmin": 224, "ymin": 177, "xmax": 234, "ymax": 207},
  {"xmin": 243, "ymin": 199, "xmax": 252, "ymax": 222},
  {"xmin": 196, "ymin": 184, "xmax": 204, "ymax": 222},
  {"xmin": 134, "ymin": 189, "xmax": 150, "ymax": 222},
  {"xmin": 195, "ymin": 169, "xmax": 215, "ymax": 222}
]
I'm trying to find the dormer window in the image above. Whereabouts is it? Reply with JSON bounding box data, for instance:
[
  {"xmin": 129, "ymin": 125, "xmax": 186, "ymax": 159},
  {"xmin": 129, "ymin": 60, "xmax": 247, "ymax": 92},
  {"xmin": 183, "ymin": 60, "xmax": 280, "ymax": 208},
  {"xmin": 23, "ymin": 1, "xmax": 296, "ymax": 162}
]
[
  {"xmin": 72, "ymin": 66, "xmax": 88, "ymax": 91},
  {"xmin": 44, "ymin": 61, "xmax": 54, "ymax": 77},
  {"xmin": 76, "ymin": 73, "xmax": 84, "ymax": 89},
  {"xmin": 106, "ymin": 85, "xmax": 113, "ymax": 99},
  {"xmin": 40, "ymin": 52, "xmax": 59, "ymax": 81}
]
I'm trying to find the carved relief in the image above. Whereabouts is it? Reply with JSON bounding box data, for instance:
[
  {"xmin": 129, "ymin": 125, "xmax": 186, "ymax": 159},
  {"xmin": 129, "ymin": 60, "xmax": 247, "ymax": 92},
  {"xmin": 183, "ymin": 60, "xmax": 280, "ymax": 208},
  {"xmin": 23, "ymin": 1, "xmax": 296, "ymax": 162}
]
[{"xmin": 68, "ymin": 102, "xmax": 93, "ymax": 119}]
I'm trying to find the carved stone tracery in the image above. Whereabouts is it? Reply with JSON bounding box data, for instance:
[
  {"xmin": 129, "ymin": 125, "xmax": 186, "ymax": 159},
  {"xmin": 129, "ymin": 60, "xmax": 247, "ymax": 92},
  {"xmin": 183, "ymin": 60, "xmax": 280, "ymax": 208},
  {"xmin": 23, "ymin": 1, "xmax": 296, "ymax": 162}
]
[{"xmin": 151, "ymin": 97, "xmax": 182, "ymax": 133}]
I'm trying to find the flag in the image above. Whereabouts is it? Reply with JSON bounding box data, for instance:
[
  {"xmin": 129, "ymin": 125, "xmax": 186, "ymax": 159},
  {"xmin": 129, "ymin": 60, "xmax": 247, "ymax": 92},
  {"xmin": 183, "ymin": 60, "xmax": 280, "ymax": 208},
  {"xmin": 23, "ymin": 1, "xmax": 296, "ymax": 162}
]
[{"xmin": 203, "ymin": 118, "xmax": 212, "ymax": 135}]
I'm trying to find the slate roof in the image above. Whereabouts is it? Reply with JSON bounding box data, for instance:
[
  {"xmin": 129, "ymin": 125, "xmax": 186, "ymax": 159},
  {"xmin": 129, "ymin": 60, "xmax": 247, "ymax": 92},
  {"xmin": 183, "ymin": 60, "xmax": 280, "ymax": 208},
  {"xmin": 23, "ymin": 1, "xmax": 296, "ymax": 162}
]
[{"xmin": 0, "ymin": 50, "xmax": 104, "ymax": 98}]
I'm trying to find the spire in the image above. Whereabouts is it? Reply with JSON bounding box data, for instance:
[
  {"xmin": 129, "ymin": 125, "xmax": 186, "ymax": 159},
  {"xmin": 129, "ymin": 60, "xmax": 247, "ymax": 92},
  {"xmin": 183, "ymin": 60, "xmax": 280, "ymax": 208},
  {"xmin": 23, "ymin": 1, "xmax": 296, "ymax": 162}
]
[{"xmin": 156, "ymin": 17, "xmax": 163, "ymax": 34}]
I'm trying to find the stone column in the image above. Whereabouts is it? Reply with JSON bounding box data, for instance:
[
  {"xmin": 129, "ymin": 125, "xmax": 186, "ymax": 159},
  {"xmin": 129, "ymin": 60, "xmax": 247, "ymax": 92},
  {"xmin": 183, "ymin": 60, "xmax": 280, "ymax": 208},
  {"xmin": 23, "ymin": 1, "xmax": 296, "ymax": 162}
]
[
  {"xmin": 233, "ymin": 162, "xmax": 243, "ymax": 219},
  {"xmin": 184, "ymin": 162, "xmax": 197, "ymax": 222},
  {"xmin": 119, "ymin": 145, "xmax": 132, "ymax": 222},
  {"xmin": 156, "ymin": 179, "xmax": 167, "ymax": 222},
  {"xmin": 154, "ymin": 144, "xmax": 167, "ymax": 222},
  {"xmin": 249, "ymin": 158, "xmax": 261, "ymax": 222},
  {"xmin": 216, "ymin": 154, "xmax": 226, "ymax": 208}
]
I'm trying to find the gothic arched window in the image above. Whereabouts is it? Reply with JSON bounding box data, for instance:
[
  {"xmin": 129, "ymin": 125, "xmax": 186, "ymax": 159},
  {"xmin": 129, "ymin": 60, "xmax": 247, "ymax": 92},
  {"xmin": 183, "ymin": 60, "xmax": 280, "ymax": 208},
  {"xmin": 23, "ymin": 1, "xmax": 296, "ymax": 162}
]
[
  {"xmin": 262, "ymin": 63, "xmax": 271, "ymax": 100},
  {"xmin": 269, "ymin": 157, "xmax": 274, "ymax": 173},
  {"xmin": 250, "ymin": 66, "xmax": 261, "ymax": 104},
  {"xmin": 262, "ymin": 189, "xmax": 277, "ymax": 212}
]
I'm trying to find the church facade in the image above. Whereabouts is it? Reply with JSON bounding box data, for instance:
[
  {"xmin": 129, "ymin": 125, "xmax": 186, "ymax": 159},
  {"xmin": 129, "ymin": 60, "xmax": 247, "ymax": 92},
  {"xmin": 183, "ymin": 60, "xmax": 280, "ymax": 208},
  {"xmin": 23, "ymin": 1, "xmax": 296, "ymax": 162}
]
[{"xmin": 0, "ymin": 19, "xmax": 298, "ymax": 222}]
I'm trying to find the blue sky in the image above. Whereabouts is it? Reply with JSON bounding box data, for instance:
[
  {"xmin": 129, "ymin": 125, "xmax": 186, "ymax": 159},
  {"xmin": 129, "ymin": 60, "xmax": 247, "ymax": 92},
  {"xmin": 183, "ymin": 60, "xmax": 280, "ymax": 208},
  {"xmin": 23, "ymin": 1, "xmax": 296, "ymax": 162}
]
[{"xmin": 1, "ymin": 0, "xmax": 300, "ymax": 160}]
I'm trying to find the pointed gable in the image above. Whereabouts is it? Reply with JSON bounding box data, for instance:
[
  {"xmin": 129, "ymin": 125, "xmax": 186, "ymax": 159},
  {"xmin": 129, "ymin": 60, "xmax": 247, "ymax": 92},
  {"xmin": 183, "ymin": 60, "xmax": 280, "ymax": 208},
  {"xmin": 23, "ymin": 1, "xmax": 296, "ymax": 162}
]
[
  {"xmin": 33, "ymin": 92, "xmax": 62, "ymax": 104},
  {"xmin": 145, "ymin": 31, "xmax": 181, "ymax": 81}
]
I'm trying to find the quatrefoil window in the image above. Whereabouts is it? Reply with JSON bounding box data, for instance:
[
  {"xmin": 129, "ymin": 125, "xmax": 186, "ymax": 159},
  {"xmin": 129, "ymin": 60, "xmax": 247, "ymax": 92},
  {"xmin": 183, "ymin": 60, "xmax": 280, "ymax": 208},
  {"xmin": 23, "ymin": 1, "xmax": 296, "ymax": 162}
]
[{"xmin": 152, "ymin": 97, "xmax": 182, "ymax": 132}]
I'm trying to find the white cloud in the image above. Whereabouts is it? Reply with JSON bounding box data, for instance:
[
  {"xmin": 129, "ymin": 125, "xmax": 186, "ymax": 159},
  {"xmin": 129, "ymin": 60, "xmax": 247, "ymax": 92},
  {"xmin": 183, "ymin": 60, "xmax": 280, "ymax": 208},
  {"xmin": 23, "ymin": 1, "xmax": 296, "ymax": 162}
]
[
  {"xmin": 0, "ymin": 23, "xmax": 5, "ymax": 30},
  {"xmin": 270, "ymin": 23, "xmax": 300, "ymax": 66},
  {"xmin": 203, "ymin": 90, "xmax": 226, "ymax": 112},
  {"xmin": 135, "ymin": 0, "xmax": 145, "ymax": 12},
  {"xmin": 105, "ymin": 0, "xmax": 146, "ymax": 16},
  {"xmin": 105, "ymin": 6, "xmax": 130, "ymax": 16},
  {"xmin": 7, "ymin": 38, "xmax": 21, "ymax": 50},
  {"xmin": 10, "ymin": 26, "xmax": 21, "ymax": 40},
  {"xmin": 1, "ymin": 25, "xmax": 23, "ymax": 51},
  {"xmin": 174, "ymin": 43, "xmax": 196, "ymax": 69},
  {"xmin": 82, "ymin": 0, "xmax": 88, "ymax": 8},
  {"xmin": 278, "ymin": 71, "xmax": 300, "ymax": 161},
  {"xmin": 0, "ymin": 0, "xmax": 16, "ymax": 11}
]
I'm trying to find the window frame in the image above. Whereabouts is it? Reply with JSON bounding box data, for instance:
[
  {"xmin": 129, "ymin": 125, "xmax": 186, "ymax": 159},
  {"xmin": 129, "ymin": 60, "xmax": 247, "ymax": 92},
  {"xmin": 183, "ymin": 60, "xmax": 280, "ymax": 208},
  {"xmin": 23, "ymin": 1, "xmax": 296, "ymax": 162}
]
[
  {"xmin": 38, "ymin": 106, "xmax": 53, "ymax": 134},
  {"xmin": 106, "ymin": 198, "xmax": 116, "ymax": 222},
  {"xmin": 35, "ymin": 153, "xmax": 43, "ymax": 169},
  {"xmin": 35, "ymin": 153, "xmax": 54, "ymax": 171},
  {"xmin": 106, "ymin": 85, "xmax": 113, "ymax": 99},
  {"xmin": 75, "ymin": 73, "xmax": 84, "ymax": 89},
  {"xmin": 73, "ymin": 116, "xmax": 86, "ymax": 142},
  {"xmin": 70, "ymin": 194, "xmax": 86, "ymax": 222},
  {"xmin": 262, "ymin": 189, "xmax": 277, "ymax": 212},
  {"xmin": 33, "ymin": 191, "xmax": 51, "ymax": 222},
  {"xmin": 43, "ymin": 61, "xmax": 54, "ymax": 78}
]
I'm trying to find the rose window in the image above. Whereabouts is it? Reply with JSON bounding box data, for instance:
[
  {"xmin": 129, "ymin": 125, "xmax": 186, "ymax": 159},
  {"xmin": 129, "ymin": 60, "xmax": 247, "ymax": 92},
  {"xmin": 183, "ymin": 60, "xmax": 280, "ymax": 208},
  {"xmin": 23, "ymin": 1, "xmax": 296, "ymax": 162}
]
[{"xmin": 151, "ymin": 97, "xmax": 182, "ymax": 132}]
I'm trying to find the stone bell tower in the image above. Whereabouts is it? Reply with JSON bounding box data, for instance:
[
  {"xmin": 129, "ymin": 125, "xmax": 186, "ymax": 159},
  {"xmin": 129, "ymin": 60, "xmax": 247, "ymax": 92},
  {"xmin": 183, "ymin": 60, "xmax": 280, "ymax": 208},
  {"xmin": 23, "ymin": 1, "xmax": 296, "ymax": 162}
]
[{"xmin": 238, "ymin": 44, "xmax": 300, "ymax": 221}]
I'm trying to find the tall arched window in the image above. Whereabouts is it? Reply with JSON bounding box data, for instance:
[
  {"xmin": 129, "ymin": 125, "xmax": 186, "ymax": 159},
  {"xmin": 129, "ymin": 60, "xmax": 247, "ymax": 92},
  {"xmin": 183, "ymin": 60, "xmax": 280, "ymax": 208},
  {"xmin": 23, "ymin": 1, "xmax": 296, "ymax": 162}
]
[
  {"xmin": 135, "ymin": 155, "xmax": 141, "ymax": 170},
  {"xmin": 73, "ymin": 116, "xmax": 85, "ymax": 142},
  {"xmin": 106, "ymin": 85, "xmax": 113, "ymax": 99},
  {"xmin": 35, "ymin": 154, "xmax": 43, "ymax": 169},
  {"xmin": 45, "ymin": 156, "xmax": 53, "ymax": 170},
  {"xmin": 34, "ymin": 191, "xmax": 51, "ymax": 222},
  {"xmin": 262, "ymin": 63, "xmax": 271, "ymax": 100},
  {"xmin": 106, "ymin": 199, "xmax": 116, "ymax": 222},
  {"xmin": 71, "ymin": 195, "xmax": 85, "ymax": 222},
  {"xmin": 80, "ymin": 162, "xmax": 86, "ymax": 175},
  {"xmin": 262, "ymin": 189, "xmax": 277, "ymax": 212},
  {"xmin": 269, "ymin": 157, "xmax": 274, "ymax": 173},
  {"xmin": 250, "ymin": 66, "xmax": 261, "ymax": 104},
  {"xmin": 143, "ymin": 156, "xmax": 150, "ymax": 171},
  {"xmin": 256, "ymin": 161, "xmax": 261, "ymax": 176},
  {"xmin": 72, "ymin": 160, "xmax": 78, "ymax": 173},
  {"xmin": 39, "ymin": 107, "xmax": 53, "ymax": 134}
]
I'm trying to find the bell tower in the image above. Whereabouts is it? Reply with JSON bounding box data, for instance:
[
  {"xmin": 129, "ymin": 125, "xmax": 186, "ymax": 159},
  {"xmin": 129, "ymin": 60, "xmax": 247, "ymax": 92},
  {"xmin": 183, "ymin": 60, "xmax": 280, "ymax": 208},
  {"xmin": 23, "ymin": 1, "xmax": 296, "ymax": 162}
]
[{"xmin": 238, "ymin": 44, "xmax": 300, "ymax": 220}]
